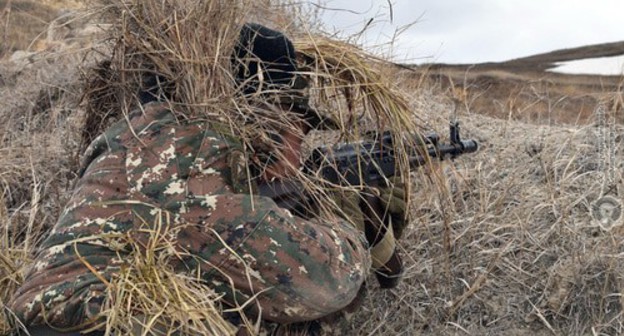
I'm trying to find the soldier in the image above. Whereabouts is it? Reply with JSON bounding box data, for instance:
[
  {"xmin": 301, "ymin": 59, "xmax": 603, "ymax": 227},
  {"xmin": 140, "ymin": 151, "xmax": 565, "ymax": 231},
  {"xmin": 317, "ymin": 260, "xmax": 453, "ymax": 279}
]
[{"xmin": 8, "ymin": 23, "xmax": 408, "ymax": 335}]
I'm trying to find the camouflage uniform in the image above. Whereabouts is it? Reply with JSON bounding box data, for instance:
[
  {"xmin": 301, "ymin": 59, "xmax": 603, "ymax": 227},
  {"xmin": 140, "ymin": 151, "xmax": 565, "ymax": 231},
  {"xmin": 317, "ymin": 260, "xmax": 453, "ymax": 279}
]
[{"xmin": 8, "ymin": 102, "xmax": 371, "ymax": 329}]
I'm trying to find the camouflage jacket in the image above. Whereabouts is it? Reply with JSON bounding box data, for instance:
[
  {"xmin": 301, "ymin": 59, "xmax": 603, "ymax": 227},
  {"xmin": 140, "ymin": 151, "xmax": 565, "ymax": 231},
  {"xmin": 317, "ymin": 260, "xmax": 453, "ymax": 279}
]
[{"xmin": 9, "ymin": 102, "xmax": 370, "ymax": 329}]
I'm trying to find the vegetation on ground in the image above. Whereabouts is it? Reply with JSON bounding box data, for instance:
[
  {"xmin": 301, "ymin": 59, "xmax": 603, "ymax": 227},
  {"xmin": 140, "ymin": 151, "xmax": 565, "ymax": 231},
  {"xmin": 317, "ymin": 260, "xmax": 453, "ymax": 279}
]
[{"xmin": 1, "ymin": 1, "xmax": 623, "ymax": 335}]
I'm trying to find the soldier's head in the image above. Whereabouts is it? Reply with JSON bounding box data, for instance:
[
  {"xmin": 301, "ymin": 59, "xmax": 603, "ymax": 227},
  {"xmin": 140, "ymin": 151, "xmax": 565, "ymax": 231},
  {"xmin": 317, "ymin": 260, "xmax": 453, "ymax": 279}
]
[{"xmin": 233, "ymin": 23, "xmax": 328, "ymax": 133}]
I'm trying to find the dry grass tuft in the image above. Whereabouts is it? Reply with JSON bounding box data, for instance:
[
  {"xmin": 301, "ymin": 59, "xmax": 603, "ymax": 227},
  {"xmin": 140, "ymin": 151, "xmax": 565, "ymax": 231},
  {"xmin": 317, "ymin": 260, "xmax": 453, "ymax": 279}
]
[
  {"xmin": 95, "ymin": 209, "xmax": 238, "ymax": 335},
  {"xmin": 79, "ymin": 0, "xmax": 245, "ymax": 147},
  {"xmin": 295, "ymin": 36, "xmax": 428, "ymax": 135}
]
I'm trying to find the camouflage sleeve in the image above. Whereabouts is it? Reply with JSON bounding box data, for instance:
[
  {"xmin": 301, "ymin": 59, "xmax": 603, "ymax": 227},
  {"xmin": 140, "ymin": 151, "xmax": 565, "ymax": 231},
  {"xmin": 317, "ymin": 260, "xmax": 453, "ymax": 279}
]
[{"xmin": 175, "ymin": 192, "xmax": 372, "ymax": 324}]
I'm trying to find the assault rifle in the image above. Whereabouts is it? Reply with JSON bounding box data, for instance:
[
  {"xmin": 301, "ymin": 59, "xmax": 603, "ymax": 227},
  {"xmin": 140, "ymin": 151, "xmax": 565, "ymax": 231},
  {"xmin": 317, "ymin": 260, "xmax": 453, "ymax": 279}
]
[
  {"xmin": 258, "ymin": 122, "xmax": 478, "ymax": 211},
  {"xmin": 258, "ymin": 122, "xmax": 477, "ymax": 288}
]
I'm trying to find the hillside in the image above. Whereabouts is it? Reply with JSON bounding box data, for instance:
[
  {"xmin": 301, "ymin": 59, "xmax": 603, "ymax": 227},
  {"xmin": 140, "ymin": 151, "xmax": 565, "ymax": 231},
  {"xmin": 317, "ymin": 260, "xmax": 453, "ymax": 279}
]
[
  {"xmin": 409, "ymin": 42, "xmax": 624, "ymax": 126},
  {"xmin": 423, "ymin": 41, "xmax": 624, "ymax": 72},
  {"xmin": 1, "ymin": 1, "xmax": 623, "ymax": 336}
]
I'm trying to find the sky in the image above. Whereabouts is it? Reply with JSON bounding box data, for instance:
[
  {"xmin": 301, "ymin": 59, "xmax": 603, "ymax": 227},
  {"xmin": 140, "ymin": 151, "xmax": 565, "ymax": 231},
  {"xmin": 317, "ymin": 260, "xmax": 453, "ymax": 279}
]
[{"xmin": 317, "ymin": 0, "xmax": 624, "ymax": 71}]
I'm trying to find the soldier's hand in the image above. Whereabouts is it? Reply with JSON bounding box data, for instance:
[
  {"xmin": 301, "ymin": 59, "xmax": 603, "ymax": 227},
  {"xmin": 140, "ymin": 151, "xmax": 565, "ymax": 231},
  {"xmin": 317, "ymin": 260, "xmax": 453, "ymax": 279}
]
[
  {"xmin": 332, "ymin": 185, "xmax": 406, "ymax": 288},
  {"xmin": 228, "ymin": 149, "xmax": 257, "ymax": 194},
  {"xmin": 330, "ymin": 188, "xmax": 365, "ymax": 233},
  {"xmin": 375, "ymin": 176, "xmax": 410, "ymax": 240}
]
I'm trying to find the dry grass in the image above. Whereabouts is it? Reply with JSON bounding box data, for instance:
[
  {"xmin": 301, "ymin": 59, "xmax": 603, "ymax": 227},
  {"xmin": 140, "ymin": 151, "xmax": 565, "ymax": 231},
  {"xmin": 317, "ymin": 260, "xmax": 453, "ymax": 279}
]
[
  {"xmin": 1, "ymin": 1, "xmax": 624, "ymax": 336},
  {"xmin": 0, "ymin": 0, "xmax": 59, "ymax": 56},
  {"xmin": 94, "ymin": 210, "xmax": 239, "ymax": 335},
  {"xmin": 343, "ymin": 87, "xmax": 624, "ymax": 335},
  {"xmin": 0, "ymin": 32, "xmax": 86, "ymax": 334},
  {"xmin": 38, "ymin": 0, "xmax": 83, "ymax": 9},
  {"xmin": 420, "ymin": 67, "xmax": 624, "ymax": 126}
]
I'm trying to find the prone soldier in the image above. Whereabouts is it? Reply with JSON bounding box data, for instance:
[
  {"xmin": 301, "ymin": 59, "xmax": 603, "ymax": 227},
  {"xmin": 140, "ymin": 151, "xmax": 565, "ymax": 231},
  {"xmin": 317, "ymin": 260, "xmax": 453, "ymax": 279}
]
[{"xmin": 8, "ymin": 23, "xmax": 409, "ymax": 335}]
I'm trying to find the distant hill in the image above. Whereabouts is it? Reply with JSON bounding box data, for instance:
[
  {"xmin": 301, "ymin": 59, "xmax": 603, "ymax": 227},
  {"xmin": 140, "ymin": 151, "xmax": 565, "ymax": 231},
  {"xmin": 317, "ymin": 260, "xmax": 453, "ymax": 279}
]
[
  {"xmin": 403, "ymin": 41, "xmax": 624, "ymax": 126},
  {"xmin": 414, "ymin": 41, "xmax": 624, "ymax": 73}
]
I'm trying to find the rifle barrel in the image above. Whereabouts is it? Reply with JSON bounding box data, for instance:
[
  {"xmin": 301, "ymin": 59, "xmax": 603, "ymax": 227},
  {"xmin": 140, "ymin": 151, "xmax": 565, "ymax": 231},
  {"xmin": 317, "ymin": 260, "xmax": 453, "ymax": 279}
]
[{"xmin": 260, "ymin": 131, "xmax": 479, "ymax": 210}]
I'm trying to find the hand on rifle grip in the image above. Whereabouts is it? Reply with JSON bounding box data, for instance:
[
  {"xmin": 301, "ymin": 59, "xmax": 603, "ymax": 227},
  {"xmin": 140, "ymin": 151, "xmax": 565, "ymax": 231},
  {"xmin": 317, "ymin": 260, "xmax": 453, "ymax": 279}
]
[
  {"xmin": 228, "ymin": 149, "xmax": 257, "ymax": 194},
  {"xmin": 360, "ymin": 190, "xmax": 404, "ymax": 289},
  {"xmin": 330, "ymin": 189, "xmax": 365, "ymax": 232},
  {"xmin": 374, "ymin": 176, "xmax": 410, "ymax": 240}
]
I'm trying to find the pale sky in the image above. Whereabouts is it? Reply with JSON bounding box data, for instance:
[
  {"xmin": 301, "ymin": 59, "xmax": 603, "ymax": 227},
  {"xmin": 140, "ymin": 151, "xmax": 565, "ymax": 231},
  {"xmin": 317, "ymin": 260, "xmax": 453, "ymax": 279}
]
[{"xmin": 318, "ymin": 0, "xmax": 624, "ymax": 66}]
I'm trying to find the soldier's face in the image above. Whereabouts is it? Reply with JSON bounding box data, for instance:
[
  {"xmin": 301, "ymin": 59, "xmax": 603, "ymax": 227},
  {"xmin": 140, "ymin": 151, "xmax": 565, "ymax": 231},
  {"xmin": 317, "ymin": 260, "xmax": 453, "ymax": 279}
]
[{"xmin": 257, "ymin": 112, "xmax": 308, "ymax": 182}]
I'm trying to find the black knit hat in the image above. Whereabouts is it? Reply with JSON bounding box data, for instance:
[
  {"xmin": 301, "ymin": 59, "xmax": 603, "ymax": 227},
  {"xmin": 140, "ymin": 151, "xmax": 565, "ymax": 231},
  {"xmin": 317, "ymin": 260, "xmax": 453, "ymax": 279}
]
[{"xmin": 233, "ymin": 23, "xmax": 332, "ymax": 129}]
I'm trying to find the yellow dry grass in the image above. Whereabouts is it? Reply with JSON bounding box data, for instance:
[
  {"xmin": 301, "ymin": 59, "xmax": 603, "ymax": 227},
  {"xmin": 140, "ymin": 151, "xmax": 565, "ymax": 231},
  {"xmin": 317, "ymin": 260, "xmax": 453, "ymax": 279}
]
[
  {"xmin": 0, "ymin": 0, "xmax": 57, "ymax": 56},
  {"xmin": 94, "ymin": 209, "xmax": 238, "ymax": 335},
  {"xmin": 38, "ymin": 0, "xmax": 83, "ymax": 9}
]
